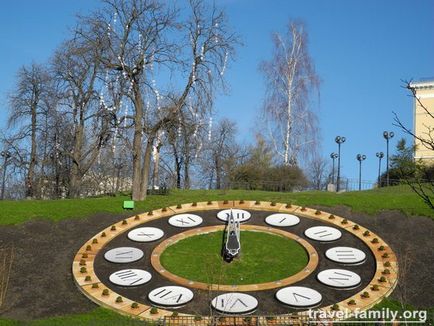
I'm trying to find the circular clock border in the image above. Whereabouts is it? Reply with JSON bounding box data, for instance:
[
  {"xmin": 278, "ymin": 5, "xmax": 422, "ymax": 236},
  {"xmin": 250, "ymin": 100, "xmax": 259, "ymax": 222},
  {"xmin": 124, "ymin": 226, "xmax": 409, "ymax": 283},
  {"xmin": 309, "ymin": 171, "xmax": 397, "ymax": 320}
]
[{"xmin": 72, "ymin": 200, "xmax": 399, "ymax": 322}]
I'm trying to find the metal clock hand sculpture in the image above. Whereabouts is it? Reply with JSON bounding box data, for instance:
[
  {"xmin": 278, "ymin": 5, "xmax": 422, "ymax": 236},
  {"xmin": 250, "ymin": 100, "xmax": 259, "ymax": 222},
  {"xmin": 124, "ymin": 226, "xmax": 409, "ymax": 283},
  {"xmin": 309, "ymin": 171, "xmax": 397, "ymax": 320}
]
[{"xmin": 72, "ymin": 201, "xmax": 398, "ymax": 324}]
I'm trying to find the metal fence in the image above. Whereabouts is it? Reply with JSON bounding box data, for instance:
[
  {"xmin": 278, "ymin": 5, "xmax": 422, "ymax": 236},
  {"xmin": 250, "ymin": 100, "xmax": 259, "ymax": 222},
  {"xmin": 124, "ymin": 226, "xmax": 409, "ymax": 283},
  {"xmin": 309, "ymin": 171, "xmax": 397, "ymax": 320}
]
[{"xmin": 160, "ymin": 314, "xmax": 405, "ymax": 325}]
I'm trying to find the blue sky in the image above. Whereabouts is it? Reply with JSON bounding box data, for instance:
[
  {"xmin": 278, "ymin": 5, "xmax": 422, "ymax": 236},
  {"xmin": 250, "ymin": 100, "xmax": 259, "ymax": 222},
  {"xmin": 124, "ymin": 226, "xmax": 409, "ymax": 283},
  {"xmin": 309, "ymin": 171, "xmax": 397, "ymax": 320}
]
[{"xmin": 0, "ymin": 0, "xmax": 433, "ymax": 183}]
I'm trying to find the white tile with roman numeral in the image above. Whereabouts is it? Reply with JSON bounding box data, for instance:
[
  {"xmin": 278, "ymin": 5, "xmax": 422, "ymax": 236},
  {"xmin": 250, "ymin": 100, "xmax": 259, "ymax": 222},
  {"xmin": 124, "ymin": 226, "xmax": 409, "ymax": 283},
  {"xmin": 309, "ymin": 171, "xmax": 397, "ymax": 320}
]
[
  {"xmin": 128, "ymin": 227, "xmax": 164, "ymax": 242},
  {"xmin": 217, "ymin": 209, "xmax": 251, "ymax": 223},
  {"xmin": 211, "ymin": 292, "xmax": 258, "ymax": 314},
  {"xmin": 317, "ymin": 269, "xmax": 361, "ymax": 289},
  {"xmin": 104, "ymin": 247, "xmax": 144, "ymax": 263},
  {"xmin": 168, "ymin": 214, "xmax": 203, "ymax": 228},
  {"xmin": 148, "ymin": 286, "xmax": 194, "ymax": 307},
  {"xmin": 265, "ymin": 213, "xmax": 300, "ymax": 227},
  {"xmin": 325, "ymin": 246, "xmax": 366, "ymax": 265},
  {"xmin": 109, "ymin": 269, "xmax": 152, "ymax": 287},
  {"xmin": 304, "ymin": 226, "xmax": 342, "ymax": 242},
  {"xmin": 275, "ymin": 286, "xmax": 322, "ymax": 308}
]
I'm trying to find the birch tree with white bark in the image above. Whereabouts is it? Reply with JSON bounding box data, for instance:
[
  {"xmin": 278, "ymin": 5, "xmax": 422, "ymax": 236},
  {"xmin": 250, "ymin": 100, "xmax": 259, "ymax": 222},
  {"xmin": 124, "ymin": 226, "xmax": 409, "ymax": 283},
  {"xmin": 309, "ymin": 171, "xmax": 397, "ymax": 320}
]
[{"xmin": 260, "ymin": 20, "xmax": 319, "ymax": 166}]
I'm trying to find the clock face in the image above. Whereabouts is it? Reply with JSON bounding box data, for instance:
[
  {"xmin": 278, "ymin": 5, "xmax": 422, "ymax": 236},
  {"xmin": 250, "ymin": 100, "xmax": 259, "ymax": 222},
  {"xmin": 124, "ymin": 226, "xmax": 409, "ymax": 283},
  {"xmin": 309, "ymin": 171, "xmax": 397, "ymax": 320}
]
[{"xmin": 73, "ymin": 201, "xmax": 398, "ymax": 322}]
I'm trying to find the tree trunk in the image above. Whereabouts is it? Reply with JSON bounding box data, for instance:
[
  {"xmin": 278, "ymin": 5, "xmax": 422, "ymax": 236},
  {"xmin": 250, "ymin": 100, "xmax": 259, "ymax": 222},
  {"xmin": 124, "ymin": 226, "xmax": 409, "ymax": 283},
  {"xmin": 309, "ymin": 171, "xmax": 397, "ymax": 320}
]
[
  {"xmin": 184, "ymin": 157, "xmax": 190, "ymax": 189},
  {"xmin": 215, "ymin": 156, "xmax": 221, "ymax": 190},
  {"xmin": 26, "ymin": 102, "xmax": 37, "ymax": 199},
  {"xmin": 139, "ymin": 137, "xmax": 154, "ymax": 200},
  {"xmin": 131, "ymin": 82, "xmax": 144, "ymax": 201}
]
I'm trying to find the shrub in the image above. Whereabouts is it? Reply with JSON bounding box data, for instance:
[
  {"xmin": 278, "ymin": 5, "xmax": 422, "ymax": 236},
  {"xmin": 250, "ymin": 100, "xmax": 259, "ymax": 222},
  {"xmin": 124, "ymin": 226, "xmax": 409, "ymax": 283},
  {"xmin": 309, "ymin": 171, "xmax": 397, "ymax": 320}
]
[
  {"xmin": 270, "ymin": 201, "xmax": 276, "ymax": 206},
  {"xmin": 176, "ymin": 204, "xmax": 182, "ymax": 209},
  {"xmin": 147, "ymin": 211, "xmax": 153, "ymax": 216},
  {"xmin": 383, "ymin": 269, "xmax": 390, "ymax": 275},
  {"xmin": 131, "ymin": 302, "xmax": 139, "ymax": 309},
  {"xmin": 194, "ymin": 315, "xmax": 202, "ymax": 321},
  {"xmin": 150, "ymin": 307, "xmax": 158, "ymax": 314},
  {"xmin": 79, "ymin": 259, "xmax": 86, "ymax": 266},
  {"xmin": 286, "ymin": 203, "xmax": 292, "ymax": 208},
  {"xmin": 384, "ymin": 261, "xmax": 391, "ymax": 267},
  {"xmin": 122, "ymin": 219, "xmax": 127, "ymax": 225},
  {"xmin": 348, "ymin": 299, "xmax": 356, "ymax": 305},
  {"xmin": 363, "ymin": 230, "xmax": 370, "ymax": 236},
  {"xmin": 361, "ymin": 291, "xmax": 370, "ymax": 298},
  {"xmin": 92, "ymin": 238, "xmax": 98, "ymax": 244},
  {"xmin": 92, "ymin": 283, "xmax": 99, "ymax": 289},
  {"xmin": 382, "ymin": 253, "xmax": 389, "ymax": 258},
  {"xmin": 192, "ymin": 202, "xmax": 197, "ymax": 207},
  {"xmin": 101, "ymin": 232, "xmax": 106, "ymax": 237},
  {"xmin": 171, "ymin": 311, "xmax": 179, "ymax": 317},
  {"xmin": 134, "ymin": 215, "xmax": 140, "ymax": 220},
  {"xmin": 378, "ymin": 245, "xmax": 385, "ymax": 251},
  {"xmin": 82, "ymin": 253, "xmax": 88, "ymax": 259},
  {"xmin": 85, "ymin": 276, "xmax": 91, "ymax": 282},
  {"xmin": 371, "ymin": 238, "xmax": 379, "ymax": 244},
  {"xmin": 239, "ymin": 200, "xmax": 244, "ymax": 204},
  {"xmin": 162, "ymin": 207, "xmax": 167, "ymax": 212},
  {"xmin": 223, "ymin": 200, "xmax": 229, "ymax": 204},
  {"xmin": 111, "ymin": 225, "xmax": 116, "ymax": 231},
  {"xmin": 315, "ymin": 210, "xmax": 321, "ymax": 215},
  {"xmin": 379, "ymin": 276, "xmax": 386, "ymax": 283},
  {"xmin": 331, "ymin": 304, "xmax": 339, "ymax": 311},
  {"xmin": 115, "ymin": 296, "xmax": 123, "ymax": 303},
  {"xmin": 353, "ymin": 225, "xmax": 360, "ymax": 230},
  {"xmin": 80, "ymin": 267, "xmax": 87, "ymax": 273},
  {"xmin": 255, "ymin": 200, "xmax": 260, "ymax": 205},
  {"xmin": 371, "ymin": 284, "xmax": 379, "ymax": 291},
  {"xmin": 301, "ymin": 207, "xmax": 307, "ymax": 211},
  {"xmin": 85, "ymin": 245, "xmax": 92, "ymax": 251},
  {"xmin": 328, "ymin": 214, "xmax": 335, "ymax": 219},
  {"xmin": 102, "ymin": 289, "xmax": 109, "ymax": 296},
  {"xmin": 207, "ymin": 201, "xmax": 213, "ymax": 205},
  {"xmin": 341, "ymin": 218, "xmax": 348, "ymax": 224}
]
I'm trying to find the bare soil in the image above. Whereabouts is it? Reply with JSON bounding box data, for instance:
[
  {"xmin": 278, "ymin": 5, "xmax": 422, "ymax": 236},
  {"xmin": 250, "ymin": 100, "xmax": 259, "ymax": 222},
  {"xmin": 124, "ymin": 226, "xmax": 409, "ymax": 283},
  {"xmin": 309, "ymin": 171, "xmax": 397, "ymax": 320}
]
[{"xmin": 0, "ymin": 207, "xmax": 432, "ymax": 320}]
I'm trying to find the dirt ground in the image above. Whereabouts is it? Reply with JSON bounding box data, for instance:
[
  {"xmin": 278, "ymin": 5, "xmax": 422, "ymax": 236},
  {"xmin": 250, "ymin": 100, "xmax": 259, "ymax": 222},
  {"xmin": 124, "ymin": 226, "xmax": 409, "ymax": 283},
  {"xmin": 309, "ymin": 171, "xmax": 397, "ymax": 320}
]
[{"xmin": 0, "ymin": 206, "xmax": 432, "ymax": 320}]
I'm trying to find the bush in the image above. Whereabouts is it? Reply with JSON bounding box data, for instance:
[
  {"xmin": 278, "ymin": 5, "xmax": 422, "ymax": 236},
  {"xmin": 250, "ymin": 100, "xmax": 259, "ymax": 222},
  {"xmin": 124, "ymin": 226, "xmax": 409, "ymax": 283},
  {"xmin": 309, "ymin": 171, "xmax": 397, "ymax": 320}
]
[
  {"xmin": 131, "ymin": 302, "xmax": 139, "ymax": 309},
  {"xmin": 122, "ymin": 219, "xmax": 127, "ymax": 225},
  {"xmin": 328, "ymin": 214, "xmax": 335, "ymax": 219},
  {"xmin": 102, "ymin": 289, "xmax": 109, "ymax": 296},
  {"xmin": 116, "ymin": 296, "xmax": 123, "ymax": 303},
  {"xmin": 353, "ymin": 224, "xmax": 360, "ymax": 230},
  {"xmin": 348, "ymin": 299, "xmax": 356, "ymax": 305},
  {"xmin": 363, "ymin": 230, "xmax": 370, "ymax": 236},
  {"xmin": 150, "ymin": 307, "xmax": 158, "ymax": 314},
  {"xmin": 361, "ymin": 291, "xmax": 370, "ymax": 298},
  {"xmin": 331, "ymin": 304, "xmax": 339, "ymax": 311}
]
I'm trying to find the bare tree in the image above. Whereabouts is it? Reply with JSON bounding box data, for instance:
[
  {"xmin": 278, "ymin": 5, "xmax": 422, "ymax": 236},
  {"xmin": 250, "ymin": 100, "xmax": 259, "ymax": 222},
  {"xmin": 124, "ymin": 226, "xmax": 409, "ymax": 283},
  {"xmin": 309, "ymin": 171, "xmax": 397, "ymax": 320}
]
[
  {"xmin": 260, "ymin": 20, "xmax": 319, "ymax": 166},
  {"xmin": 8, "ymin": 63, "xmax": 52, "ymax": 198},
  {"xmin": 394, "ymin": 80, "xmax": 434, "ymax": 209},
  {"xmin": 52, "ymin": 39, "xmax": 112, "ymax": 198},
  {"xmin": 307, "ymin": 154, "xmax": 328, "ymax": 190},
  {"xmin": 77, "ymin": 0, "xmax": 237, "ymax": 200}
]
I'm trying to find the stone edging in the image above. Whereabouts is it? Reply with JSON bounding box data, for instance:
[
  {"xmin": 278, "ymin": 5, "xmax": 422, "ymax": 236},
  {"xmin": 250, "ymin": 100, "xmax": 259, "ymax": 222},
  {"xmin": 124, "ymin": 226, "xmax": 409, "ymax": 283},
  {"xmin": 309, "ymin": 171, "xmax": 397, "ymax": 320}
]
[{"xmin": 71, "ymin": 200, "xmax": 399, "ymax": 322}]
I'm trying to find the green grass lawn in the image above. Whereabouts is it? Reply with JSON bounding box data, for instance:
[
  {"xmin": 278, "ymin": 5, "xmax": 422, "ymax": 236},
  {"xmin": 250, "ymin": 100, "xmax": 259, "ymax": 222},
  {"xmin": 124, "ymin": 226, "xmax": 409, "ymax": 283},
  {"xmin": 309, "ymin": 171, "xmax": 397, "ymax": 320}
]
[
  {"xmin": 0, "ymin": 185, "xmax": 433, "ymax": 225},
  {"xmin": 160, "ymin": 230, "xmax": 308, "ymax": 284}
]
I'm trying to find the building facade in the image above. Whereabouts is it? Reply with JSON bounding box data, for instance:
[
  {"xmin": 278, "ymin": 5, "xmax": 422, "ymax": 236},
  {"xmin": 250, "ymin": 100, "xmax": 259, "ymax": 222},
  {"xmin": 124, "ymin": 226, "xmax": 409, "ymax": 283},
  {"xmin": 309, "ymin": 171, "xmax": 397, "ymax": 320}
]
[{"xmin": 410, "ymin": 80, "xmax": 434, "ymax": 163}]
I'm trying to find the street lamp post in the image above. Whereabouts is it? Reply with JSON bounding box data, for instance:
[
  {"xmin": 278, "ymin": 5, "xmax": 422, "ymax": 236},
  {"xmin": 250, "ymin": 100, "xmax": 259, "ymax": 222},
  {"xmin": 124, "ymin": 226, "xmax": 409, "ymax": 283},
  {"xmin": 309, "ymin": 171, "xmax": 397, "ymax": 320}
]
[
  {"xmin": 1, "ymin": 151, "xmax": 11, "ymax": 200},
  {"xmin": 356, "ymin": 154, "xmax": 367, "ymax": 191},
  {"xmin": 330, "ymin": 152, "xmax": 338, "ymax": 184},
  {"xmin": 335, "ymin": 136, "xmax": 346, "ymax": 192},
  {"xmin": 376, "ymin": 152, "xmax": 384, "ymax": 187},
  {"xmin": 383, "ymin": 131, "xmax": 395, "ymax": 186}
]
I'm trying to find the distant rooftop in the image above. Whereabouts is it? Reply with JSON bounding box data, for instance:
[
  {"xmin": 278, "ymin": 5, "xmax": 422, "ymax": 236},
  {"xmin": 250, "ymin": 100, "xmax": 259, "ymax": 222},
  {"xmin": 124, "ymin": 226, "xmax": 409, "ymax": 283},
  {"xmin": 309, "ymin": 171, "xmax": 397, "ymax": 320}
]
[{"xmin": 410, "ymin": 78, "xmax": 434, "ymax": 89}]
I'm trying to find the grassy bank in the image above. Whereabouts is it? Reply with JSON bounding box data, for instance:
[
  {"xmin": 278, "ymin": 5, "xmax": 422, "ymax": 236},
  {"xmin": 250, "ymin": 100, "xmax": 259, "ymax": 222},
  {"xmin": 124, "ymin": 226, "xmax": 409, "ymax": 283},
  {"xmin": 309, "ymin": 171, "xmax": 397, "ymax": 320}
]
[{"xmin": 0, "ymin": 185, "xmax": 432, "ymax": 225}]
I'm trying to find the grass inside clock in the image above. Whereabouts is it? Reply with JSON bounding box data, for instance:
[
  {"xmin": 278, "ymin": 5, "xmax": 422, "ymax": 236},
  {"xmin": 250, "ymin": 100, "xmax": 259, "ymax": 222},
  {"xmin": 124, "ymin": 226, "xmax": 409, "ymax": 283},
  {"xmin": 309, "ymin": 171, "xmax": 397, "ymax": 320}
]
[{"xmin": 160, "ymin": 231, "xmax": 308, "ymax": 285}]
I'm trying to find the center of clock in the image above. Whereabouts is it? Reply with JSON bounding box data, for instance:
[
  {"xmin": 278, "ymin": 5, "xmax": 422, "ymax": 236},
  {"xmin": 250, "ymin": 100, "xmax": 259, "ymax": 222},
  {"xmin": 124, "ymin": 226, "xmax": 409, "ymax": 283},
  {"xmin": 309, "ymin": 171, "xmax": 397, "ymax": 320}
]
[{"xmin": 151, "ymin": 225, "xmax": 318, "ymax": 291}]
